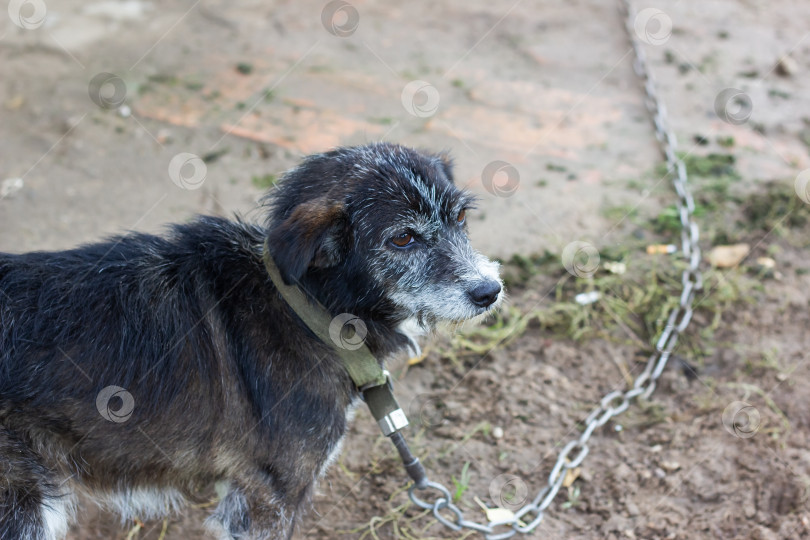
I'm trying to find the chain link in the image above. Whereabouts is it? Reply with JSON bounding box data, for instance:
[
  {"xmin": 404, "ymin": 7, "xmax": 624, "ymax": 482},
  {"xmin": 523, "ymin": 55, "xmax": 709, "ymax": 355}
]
[{"xmin": 407, "ymin": 0, "xmax": 704, "ymax": 536}]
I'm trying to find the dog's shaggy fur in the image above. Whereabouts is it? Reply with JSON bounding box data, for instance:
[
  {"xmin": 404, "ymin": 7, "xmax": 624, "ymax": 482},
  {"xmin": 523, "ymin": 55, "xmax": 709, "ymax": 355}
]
[{"xmin": 0, "ymin": 143, "xmax": 502, "ymax": 539}]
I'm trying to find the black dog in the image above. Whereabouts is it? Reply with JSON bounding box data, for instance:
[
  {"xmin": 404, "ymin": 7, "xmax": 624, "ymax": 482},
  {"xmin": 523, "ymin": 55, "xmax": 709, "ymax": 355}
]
[{"xmin": 0, "ymin": 143, "xmax": 502, "ymax": 539}]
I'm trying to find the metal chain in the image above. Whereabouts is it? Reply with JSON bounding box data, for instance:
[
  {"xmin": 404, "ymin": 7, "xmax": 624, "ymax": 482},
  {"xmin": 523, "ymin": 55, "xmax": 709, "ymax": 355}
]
[{"xmin": 407, "ymin": 1, "xmax": 704, "ymax": 537}]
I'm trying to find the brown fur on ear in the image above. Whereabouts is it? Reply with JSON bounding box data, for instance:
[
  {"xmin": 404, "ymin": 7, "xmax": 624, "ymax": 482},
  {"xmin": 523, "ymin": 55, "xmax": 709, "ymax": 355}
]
[{"xmin": 266, "ymin": 197, "xmax": 348, "ymax": 285}]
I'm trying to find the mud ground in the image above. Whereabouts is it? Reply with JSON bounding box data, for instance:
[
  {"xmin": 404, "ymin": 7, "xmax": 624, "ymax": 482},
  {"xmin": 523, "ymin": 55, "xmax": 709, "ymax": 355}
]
[{"xmin": 2, "ymin": 0, "xmax": 810, "ymax": 538}]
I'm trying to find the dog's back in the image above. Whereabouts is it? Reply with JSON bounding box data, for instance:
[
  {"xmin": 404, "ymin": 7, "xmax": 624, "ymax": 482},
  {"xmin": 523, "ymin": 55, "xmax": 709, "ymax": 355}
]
[
  {"xmin": 0, "ymin": 218, "xmax": 287, "ymax": 539},
  {"xmin": 1, "ymin": 224, "xmax": 226, "ymax": 406}
]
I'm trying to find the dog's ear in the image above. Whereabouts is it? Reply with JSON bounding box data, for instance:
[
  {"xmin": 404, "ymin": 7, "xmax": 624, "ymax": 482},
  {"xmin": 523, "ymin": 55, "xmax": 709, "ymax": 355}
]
[
  {"xmin": 267, "ymin": 197, "xmax": 349, "ymax": 284},
  {"xmin": 436, "ymin": 152, "xmax": 455, "ymax": 184}
]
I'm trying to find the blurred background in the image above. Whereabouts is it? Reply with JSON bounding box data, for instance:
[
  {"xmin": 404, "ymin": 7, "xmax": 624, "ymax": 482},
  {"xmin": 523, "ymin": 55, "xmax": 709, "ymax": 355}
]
[{"xmin": 2, "ymin": 0, "xmax": 810, "ymax": 538}]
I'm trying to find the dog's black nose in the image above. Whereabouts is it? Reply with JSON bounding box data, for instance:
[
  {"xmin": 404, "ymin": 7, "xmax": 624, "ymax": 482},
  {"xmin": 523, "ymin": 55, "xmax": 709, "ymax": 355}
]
[{"xmin": 468, "ymin": 280, "xmax": 501, "ymax": 308}]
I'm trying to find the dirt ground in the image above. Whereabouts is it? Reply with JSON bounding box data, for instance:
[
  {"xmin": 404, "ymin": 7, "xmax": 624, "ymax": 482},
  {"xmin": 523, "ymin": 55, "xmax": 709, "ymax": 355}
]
[{"xmin": 2, "ymin": 0, "xmax": 810, "ymax": 538}]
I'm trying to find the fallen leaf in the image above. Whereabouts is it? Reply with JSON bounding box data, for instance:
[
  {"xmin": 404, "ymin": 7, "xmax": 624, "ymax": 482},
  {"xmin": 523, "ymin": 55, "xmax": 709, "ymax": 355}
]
[{"xmin": 563, "ymin": 467, "xmax": 581, "ymax": 487}]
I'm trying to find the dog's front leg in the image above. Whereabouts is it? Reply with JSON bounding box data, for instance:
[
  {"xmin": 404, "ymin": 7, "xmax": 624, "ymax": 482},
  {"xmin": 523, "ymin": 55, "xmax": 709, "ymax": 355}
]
[
  {"xmin": 0, "ymin": 427, "xmax": 72, "ymax": 540},
  {"xmin": 207, "ymin": 483, "xmax": 295, "ymax": 540}
]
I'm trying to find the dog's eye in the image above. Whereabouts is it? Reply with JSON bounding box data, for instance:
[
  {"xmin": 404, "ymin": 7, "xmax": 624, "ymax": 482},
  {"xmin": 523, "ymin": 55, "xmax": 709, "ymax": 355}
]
[
  {"xmin": 456, "ymin": 209, "xmax": 466, "ymax": 224},
  {"xmin": 390, "ymin": 233, "xmax": 415, "ymax": 248}
]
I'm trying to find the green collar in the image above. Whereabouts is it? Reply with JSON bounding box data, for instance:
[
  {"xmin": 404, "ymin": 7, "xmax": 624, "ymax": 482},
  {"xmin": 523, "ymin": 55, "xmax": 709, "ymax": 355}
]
[{"xmin": 262, "ymin": 241, "xmax": 408, "ymax": 436}]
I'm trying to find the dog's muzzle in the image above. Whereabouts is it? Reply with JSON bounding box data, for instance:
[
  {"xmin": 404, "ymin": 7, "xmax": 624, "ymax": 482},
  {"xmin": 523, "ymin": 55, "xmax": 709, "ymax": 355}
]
[{"xmin": 468, "ymin": 279, "xmax": 501, "ymax": 308}]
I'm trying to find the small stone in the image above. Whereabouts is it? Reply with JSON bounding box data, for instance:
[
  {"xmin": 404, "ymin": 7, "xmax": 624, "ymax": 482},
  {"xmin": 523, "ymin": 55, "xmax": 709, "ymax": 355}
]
[
  {"xmin": 1, "ymin": 178, "xmax": 23, "ymax": 198},
  {"xmin": 118, "ymin": 104, "xmax": 132, "ymax": 118},
  {"xmin": 604, "ymin": 261, "xmax": 627, "ymax": 275},
  {"xmin": 575, "ymin": 291, "xmax": 600, "ymax": 305},
  {"xmin": 660, "ymin": 460, "xmax": 681, "ymax": 472},
  {"xmin": 654, "ymin": 467, "xmax": 666, "ymax": 479},
  {"xmin": 707, "ymin": 243, "xmax": 750, "ymax": 268},
  {"xmin": 492, "ymin": 426, "xmax": 504, "ymax": 439},
  {"xmin": 754, "ymin": 256, "xmax": 780, "ymax": 279},
  {"xmin": 776, "ymin": 55, "xmax": 799, "ymax": 77}
]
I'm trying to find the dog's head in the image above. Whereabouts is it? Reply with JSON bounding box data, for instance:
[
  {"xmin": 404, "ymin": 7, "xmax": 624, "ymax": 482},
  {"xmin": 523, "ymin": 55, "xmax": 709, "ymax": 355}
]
[{"xmin": 265, "ymin": 143, "xmax": 502, "ymax": 331}]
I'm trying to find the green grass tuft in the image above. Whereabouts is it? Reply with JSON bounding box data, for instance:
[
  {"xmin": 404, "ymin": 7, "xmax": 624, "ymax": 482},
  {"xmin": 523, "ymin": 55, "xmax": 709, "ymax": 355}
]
[{"xmin": 252, "ymin": 174, "xmax": 278, "ymax": 189}]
